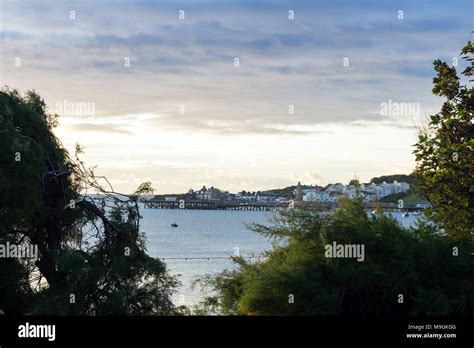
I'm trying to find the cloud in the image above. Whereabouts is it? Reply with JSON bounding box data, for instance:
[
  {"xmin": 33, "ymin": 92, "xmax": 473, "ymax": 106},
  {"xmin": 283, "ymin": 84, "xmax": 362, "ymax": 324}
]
[
  {"xmin": 5, "ymin": 0, "xmax": 471, "ymax": 193},
  {"xmin": 69, "ymin": 123, "xmax": 133, "ymax": 135}
]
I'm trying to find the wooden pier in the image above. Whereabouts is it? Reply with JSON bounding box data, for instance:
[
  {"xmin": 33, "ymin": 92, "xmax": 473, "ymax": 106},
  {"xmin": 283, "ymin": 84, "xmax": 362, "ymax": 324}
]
[
  {"xmin": 143, "ymin": 200, "xmax": 284, "ymax": 211},
  {"xmin": 143, "ymin": 200, "xmax": 423, "ymax": 211}
]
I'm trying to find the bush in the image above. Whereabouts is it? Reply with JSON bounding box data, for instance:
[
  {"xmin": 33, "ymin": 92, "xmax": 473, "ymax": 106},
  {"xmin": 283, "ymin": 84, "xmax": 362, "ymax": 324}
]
[{"xmin": 199, "ymin": 198, "xmax": 474, "ymax": 316}]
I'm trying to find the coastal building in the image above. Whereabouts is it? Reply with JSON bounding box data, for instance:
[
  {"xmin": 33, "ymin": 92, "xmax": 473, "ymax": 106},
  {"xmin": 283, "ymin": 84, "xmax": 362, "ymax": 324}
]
[
  {"xmin": 257, "ymin": 192, "xmax": 279, "ymax": 203},
  {"xmin": 292, "ymin": 181, "xmax": 305, "ymax": 207},
  {"xmin": 302, "ymin": 181, "xmax": 410, "ymax": 202},
  {"xmin": 343, "ymin": 185, "xmax": 358, "ymax": 199},
  {"xmin": 294, "ymin": 181, "xmax": 304, "ymax": 201},
  {"xmin": 195, "ymin": 186, "xmax": 224, "ymax": 201},
  {"xmin": 303, "ymin": 190, "xmax": 317, "ymax": 201},
  {"xmin": 236, "ymin": 191, "xmax": 256, "ymax": 201},
  {"xmin": 225, "ymin": 193, "xmax": 236, "ymax": 201},
  {"xmin": 137, "ymin": 194, "xmax": 154, "ymax": 202},
  {"xmin": 393, "ymin": 180, "xmax": 410, "ymax": 194},
  {"xmin": 180, "ymin": 180, "xmax": 410, "ymax": 204},
  {"xmin": 326, "ymin": 183, "xmax": 344, "ymax": 194}
]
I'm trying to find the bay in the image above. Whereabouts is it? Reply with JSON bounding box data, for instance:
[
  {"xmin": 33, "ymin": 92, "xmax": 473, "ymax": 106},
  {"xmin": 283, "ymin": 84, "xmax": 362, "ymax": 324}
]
[
  {"xmin": 140, "ymin": 207, "xmax": 425, "ymax": 307},
  {"xmin": 140, "ymin": 208, "xmax": 274, "ymax": 307}
]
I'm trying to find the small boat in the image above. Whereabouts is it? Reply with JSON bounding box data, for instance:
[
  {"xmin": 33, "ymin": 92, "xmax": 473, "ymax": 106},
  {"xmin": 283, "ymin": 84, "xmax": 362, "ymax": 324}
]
[
  {"xmin": 413, "ymin": 211, "xmax": 422, "ymax": 216},
  {"xmin": 171, "ymin": 223, "xmax": 178, "ymax": 227},
  {"xmin": 402, "ymin": 212, "xmax": 409, "ymax": 218}
]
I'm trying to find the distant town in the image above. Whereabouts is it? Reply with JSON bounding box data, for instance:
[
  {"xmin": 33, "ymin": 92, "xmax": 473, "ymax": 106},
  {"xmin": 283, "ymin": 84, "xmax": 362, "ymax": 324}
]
[
  {"xmin": 136, "ymin": 174, "xmax": 427, "ymax": 208},
  {"xmin": 141, "ymin": 180, "xmax": 409, "ymax": 203}
]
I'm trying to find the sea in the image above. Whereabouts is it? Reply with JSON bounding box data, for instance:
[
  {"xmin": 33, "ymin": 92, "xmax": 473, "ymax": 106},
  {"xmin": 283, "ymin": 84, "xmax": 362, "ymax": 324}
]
[{"xmin": 139, "ymin": 206, "xmax": 424, "ymax": 307}]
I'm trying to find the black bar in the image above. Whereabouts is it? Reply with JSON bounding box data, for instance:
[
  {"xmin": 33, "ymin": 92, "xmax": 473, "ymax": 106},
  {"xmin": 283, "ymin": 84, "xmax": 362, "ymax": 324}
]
[{"xmin": 0, "ymin": 316, "xmax": 472, "ymax": 346}]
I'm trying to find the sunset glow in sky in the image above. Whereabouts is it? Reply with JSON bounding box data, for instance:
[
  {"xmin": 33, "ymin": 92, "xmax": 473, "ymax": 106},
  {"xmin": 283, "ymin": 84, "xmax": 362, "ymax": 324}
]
[{"xmin": 1, "ymin": 0, "xmax": 472, "ymax": 193}]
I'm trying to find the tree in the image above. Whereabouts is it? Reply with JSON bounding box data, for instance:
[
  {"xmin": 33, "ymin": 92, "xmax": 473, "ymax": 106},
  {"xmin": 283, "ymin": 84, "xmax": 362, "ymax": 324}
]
[
  {"xmin": 197, "ymin": 198, "xmax": 474, "ymax": 315},
  {"xmin": 0, "ymin": 89, "xmax": 178, "ymax": 315},
  {"xmin": 369, "ymin": 174, "xmax": 414, "ymax": 184},
  {"xmin": 134, "ymin": 181, "xmax": 154, "ymax": 196},
  {"xmin": 348, "ymin": 179, "xmax": 360, "ymax": 186},
  {"xmin": 413, "ymin": 40, "xmax": 474, "ymax": 242}
]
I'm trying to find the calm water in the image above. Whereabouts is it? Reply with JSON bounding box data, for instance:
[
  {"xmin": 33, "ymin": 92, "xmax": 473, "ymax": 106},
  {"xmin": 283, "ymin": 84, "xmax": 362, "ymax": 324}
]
[
  {"xmin": 140, "ymin": 207, "xmax": 424, "ymax": 307},
  {"xmin": 140, "ymin": 208, "xmax": 274, "ymax": 306}
]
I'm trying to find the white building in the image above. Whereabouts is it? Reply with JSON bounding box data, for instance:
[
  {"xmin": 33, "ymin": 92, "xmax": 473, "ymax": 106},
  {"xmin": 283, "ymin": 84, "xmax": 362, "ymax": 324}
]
[
  {"xmin": 326, "ymin": 183, "xmax": 344, "ymax": 194},
  {"xmin": 257, "ymin": 192, "xmax": 278, "ymax": 203},
  {"xmin": 343, "ymin": 185, "xmax": 357, "ymax": 199},
  {"xmin": 376, "ymin": 181, "xmax": 410, "ymax": 198},
  {"xmin": 302, "ymin": 181, "xmax": 410, "ymax": 202},
  {"xmin": 303, "ymin": 191, "xmax": 316, "ymax": 201},
  {"xmin": 236, "ymin": 192, "xmax": 256, "ymax": 201},
  {"xmin": 303, "ymin": 190, "xmax": 339, "ymax": 202}
]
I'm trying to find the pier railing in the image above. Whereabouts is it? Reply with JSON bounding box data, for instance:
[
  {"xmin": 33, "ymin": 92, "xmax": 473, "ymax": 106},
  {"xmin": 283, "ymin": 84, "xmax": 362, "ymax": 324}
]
[
  {"xmin": 142, "ymin": 200, "xmax": 422, "ymax": 211},
  {"xmin": 143, "ymin": 200, "xmax": 283, "ymax": 211}
]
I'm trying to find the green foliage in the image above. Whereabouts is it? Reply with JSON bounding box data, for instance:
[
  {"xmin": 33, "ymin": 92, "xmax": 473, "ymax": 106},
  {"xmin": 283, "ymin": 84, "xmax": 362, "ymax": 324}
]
[
  {"xmin": 0, "ymin": 88, "xmax": 71, "ymax": 231},
  {"xmin": 0, "ymin": 89, "xmax": 178, "ymax": 315},
  {"xmin": 265, "ymin": 185, "xmax": 297, "ymax": 198},
  {"xmin": 199, "ymin": 198, "xmax": 474, "ymax": 316},
  {"xmin": 413, "ymin": 41, "xmax": 474, "ymax": 242},
  {"xmin": 379, "ymin": 189, "xmax": 426, "ymax": 204},
  {"xmin": 133, "ymin": 181, "xmax": 154, "ymax": 196},
  {"xmin": 369, "ymin": 174, "xmax": 414, "ymax": 185},
  {"xmin": 348, "ymin": 179, "xmax": 360, "ymax": 186},
  {"xmin": 266, "ymin": 184, "xmax": 315, "ymax": 198}
]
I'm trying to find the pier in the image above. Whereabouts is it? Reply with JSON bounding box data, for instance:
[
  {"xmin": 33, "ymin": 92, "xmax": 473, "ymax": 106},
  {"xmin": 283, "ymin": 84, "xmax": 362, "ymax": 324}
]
[
  {"xmin": 144, "ymin": 200, "xmax": 284, "ymax": 211},
  {"xmin": 143, "ymin": 200, "xmax": 423, "ymax": 212}
]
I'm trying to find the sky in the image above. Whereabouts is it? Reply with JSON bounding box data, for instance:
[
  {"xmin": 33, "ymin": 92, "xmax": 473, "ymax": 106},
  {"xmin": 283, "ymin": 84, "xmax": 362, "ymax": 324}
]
[{"xmin": 1, "ymin": 0, "xmax": 472, "ymax": 194}]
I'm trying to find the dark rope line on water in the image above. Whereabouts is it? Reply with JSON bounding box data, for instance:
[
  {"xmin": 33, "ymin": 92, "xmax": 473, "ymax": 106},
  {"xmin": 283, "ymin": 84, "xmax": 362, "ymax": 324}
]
[{"xmin": 159, "ymin": 256, "xmax": 265, "ymax": 260}]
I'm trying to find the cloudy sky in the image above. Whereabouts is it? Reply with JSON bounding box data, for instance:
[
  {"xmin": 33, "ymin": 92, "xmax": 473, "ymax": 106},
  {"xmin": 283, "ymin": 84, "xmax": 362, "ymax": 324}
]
[{"xmin": 1, "ymin": 0, "xmax": 472, "ymax": 193}]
